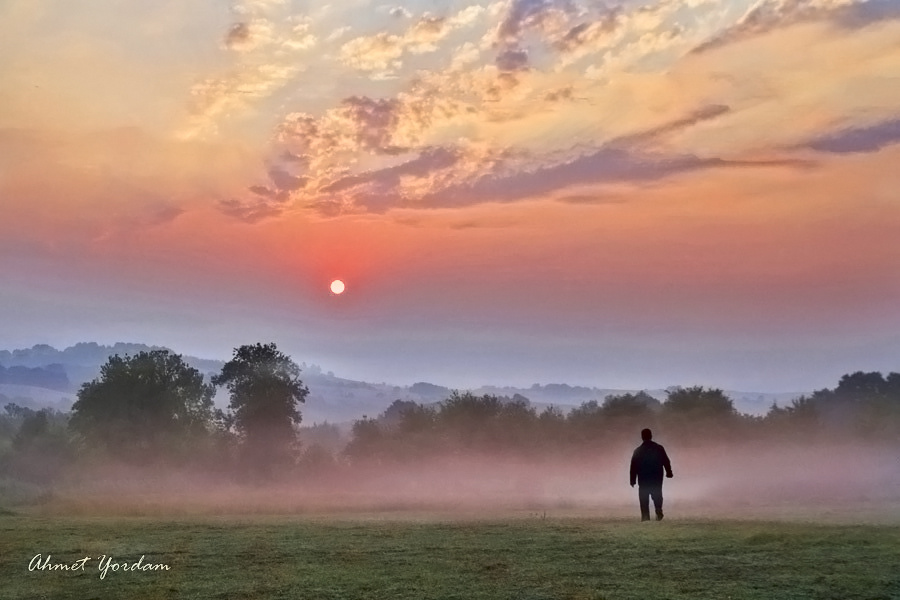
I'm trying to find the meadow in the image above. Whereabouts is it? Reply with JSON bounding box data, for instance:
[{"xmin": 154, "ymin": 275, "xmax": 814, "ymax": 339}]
[{"xmin": 2, "ymin": 508, "xmax": 899, "ymax": 600}]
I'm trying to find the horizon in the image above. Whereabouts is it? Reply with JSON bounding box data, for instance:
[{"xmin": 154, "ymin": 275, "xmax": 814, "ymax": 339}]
[
  {"xmin": 2, "ymin": 0, "xmax": 898, "ymax": 395},
  {"xmin": 0, "ymin": 340, "xmax": 847, "ymax": 397}
]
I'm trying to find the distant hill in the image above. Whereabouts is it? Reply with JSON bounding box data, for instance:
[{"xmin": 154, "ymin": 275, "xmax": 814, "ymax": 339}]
[
  {"xmin": 0, "ymin": 342, "xmax": 224, "ymax": 388},
  {"xmin": 0, "ymin": 364, "xmax": 69, "ymax": 391},
  {"xmin": 0, "ymin": 343, "xmax": 805, "ymax": 422}
]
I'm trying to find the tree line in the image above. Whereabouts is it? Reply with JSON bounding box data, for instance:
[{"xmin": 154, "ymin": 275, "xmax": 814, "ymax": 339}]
[
  {"xmin": 1, "ymin": 342, "xmax": 898, "ymax": 485},
  {"xmin": 345, "ymin": 373, "xmax": 900, "ymax": 463}
]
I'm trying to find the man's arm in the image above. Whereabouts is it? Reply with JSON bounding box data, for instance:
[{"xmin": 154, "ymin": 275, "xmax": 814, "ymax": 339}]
[
  {"xmin": 661, "ymin": 446, "xmax": 673, "ymax": 478},
  {"xmin": 629, "ymin": 450, "xmax": 638, "ymax": 487}
]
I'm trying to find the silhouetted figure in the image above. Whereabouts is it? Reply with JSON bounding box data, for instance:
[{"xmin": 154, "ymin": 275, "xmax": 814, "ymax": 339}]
[{"xmin": 630, "ymin": 428, "xmax": 673, "ymax": 521}]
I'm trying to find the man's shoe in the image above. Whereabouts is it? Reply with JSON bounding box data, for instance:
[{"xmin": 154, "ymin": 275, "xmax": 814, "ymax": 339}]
[
  {"xmin": 656, "ymin": 513, "xmax": 664, "ymax": 521},
  {"xmin": 641, "ymin": 516, "xmax": 651, "ymax": 522}
]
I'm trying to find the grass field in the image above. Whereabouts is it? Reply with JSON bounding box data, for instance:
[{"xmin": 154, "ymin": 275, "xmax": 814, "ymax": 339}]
[{"xmin": 2, "ymin": 510, "xmax": 899, "ymax": 600}]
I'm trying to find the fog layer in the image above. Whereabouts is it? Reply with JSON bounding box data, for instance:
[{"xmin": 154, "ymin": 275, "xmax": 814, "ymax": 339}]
[{"xmin": 40, "ymin": 441, "xmax": 900, "ymax": 523}]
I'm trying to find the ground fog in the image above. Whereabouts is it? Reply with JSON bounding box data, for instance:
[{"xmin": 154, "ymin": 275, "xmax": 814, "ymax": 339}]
[{"xmin": 38, "ymin": 441, "xmax": 900, "ymax": 523}]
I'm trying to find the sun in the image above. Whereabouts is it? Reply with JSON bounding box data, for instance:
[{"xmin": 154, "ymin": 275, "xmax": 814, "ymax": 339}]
[{"xmin": 330, "ymin": 279, "xmax": 345, "ymax": 295}]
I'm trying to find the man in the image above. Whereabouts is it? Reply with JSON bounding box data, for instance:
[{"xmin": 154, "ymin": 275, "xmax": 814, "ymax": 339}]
[{"xmin": 630, "ymin": 428, "xmax": 673, "ymax": 521}]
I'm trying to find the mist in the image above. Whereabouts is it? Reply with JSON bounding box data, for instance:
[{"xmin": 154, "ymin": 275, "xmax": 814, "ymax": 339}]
[
  {"xmin": 4, "ymin": 351, "xmax": 898, "ymax": 525},
  {"xmin": 27, "ymin": 438, "xmax": 896, "ymax": 525}
]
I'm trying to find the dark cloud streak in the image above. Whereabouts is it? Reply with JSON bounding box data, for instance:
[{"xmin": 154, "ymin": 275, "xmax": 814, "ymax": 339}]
[
  {"xmin": 320, "ymin": 147, "xmax": 460, "ymax": 195},
  {"xmin": 797, "ymin": 118, "xmax": 900, "ymax": 154},
  {"xmin": 692, "ymin": 0, "xmax": 900, "ymax": 54},
  {"xmin": 423, "ymin": 151, "xmax": 812, "ymax": 209},
  {"xmin": 419, "ymin": 106, "xmax": 808, "ymax": 209}
]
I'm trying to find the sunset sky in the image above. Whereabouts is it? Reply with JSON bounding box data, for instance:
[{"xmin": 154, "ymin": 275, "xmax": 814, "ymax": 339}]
[{"xmin": 2, "ymin": 0, "xmax": 899, "ymax": 392}]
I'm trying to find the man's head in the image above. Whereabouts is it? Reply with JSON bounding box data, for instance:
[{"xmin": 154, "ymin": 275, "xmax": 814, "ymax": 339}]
[{"xmin": 641, "ymin": 428, "xmax": 652, "ymax": 441}]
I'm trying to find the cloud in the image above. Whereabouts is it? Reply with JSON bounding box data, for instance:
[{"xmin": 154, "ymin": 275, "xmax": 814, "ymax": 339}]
[
  {"xmin": 415, "ymin": 106, "xmax": 808, "ymax": 208},
  {"xmin": 617, "ymin": 104, "xmax": 732, "ymax": 146},
  {"xmin": 273, "ymin": 97, "xmax": 411, "ymax": 194},
  {"xmin": 340, "ymin": 96, "xmax": 406, "ymax": 154},
  {"xmin": 216, "ymin": 0, "xmax": 898, "ymax": 222},
  {"xmin": 450, "ymin": 41, "xmax": 483, "ymax": 69},
  {"xmin": 491, "ymin": 0, "xmax": 578, "ymax": 73},
  {"xmin": 283, "ymin": 18, "xmax": 317, "ymax": 50},
  {"xmin": 320, "ymin": 146, "xmax": 461, "ymax": 194},
  {"xmin": 833, "ymin": 0, "xmax": 900, "ymax": 28},
  {"xmin": 147, "ymin": 203, "xmax": 187, "ymax": 226},
  {"xmin": 692, "ymin": 0, "xmax": 868, "ymax": 53},
  {"xmin": 423, "ymin": 149, "xmax": 693, "ymax": 206},
  {"xmin": 279, "ymin": 150, "xmax": 307, "ymax": 165},
  {"xmin": 495, "ymin": 0, "xmax": 575, "ymax": 44},
  {"xmin": 553, "ymin": 10, "xmax": 622, "ymax": 54},
  {"xmin": 490, "ymin": 0, "xmax": 682, "ymax": 74},
  {"xmin": 263, "ymin": 92, "xmax": 458, "ymax": 217},
  {"xmin": 299, "ymin": 106, "xmax": 794, "ymax": 215},
  {"xmin": 326, "ymin": 25, "xmax": 352, "ymax": 42},
  {"xmin": 389, "ymin": 7, "xmax": 412, "ymax": 19},
  {"xmin": 181, "ymin": 61, "xmax": 301, "ymax": 139},
  {"xmin": 276, "ymin": 112, "xmax": 320, "ymax": 152},
  {"xmin": 496, "ymin": 47, "xmax": 530, "ymax": 71},
  {"xmin": 543, "ymin": 86, "xmax": 574, "ymax": 102},
  {"xmin": 221, "ymin": 156, "xmax": 310, "ymax": 222},
  {"xmin": 248, "ymin": 185, "xmax": 282, "ymax": 199},
  {"xmin": 267, "ymin": 166, "xmax": 307, "ymax": 190},
  {"xmin": 224, "ymin": 22, "xmax": 252, "ymax": 49},
  {"xmin": 423, "ymin": 148, "xmax": 810, "ymax": 208},
  {"xmin": 340, "ymin": 32, "xmax": 405, "ymax": 72},
  {"xmin": 550, "ymin": 2, "xmax": 685, "ymax": 71},
  {"xmin": 315, "ymin": 147, "xmax": 462, "ymax": 215},
  {"xmin": 449, "ymin": 5, "xmax": 489, "ymax": 28},
  {"xmin": 222, "ymin": 18, "xmax": 284, "ymax": 52},
  {"xmin": 340, "ymin": 5, "xmax": 487, "ymax": 74},
  {"xmin": 178, "ymin": 1, "xmax": 316, "ymax": 139},
  {"xmin": 217, "ymin": 197, "xmax": 286, "ymax": 223},
  {"xmin": 797, "ymin": 118, "xmax": 900, "ymax": 153}
]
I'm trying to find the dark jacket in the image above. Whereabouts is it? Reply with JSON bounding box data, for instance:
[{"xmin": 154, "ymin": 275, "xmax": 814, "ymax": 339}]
[{"xmin": 630, "ymin": 440, "xmax": 673, "ymax": 486}]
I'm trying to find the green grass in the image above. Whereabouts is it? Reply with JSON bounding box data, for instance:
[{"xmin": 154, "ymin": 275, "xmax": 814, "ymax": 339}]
[{"xmin": 1, "ymin": 513, "xmax": 898, "ymax": 600}]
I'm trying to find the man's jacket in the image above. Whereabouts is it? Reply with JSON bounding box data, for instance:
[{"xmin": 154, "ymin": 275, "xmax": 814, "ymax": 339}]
[{"xmin": 630, "ymin": 440, "xmax": 673, "ymax": 486}]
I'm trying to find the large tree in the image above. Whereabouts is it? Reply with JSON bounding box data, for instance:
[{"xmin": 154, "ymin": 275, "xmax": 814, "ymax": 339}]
[
  {"xmin": 601, "ymin": 391, "xmax": 660, "ymax": 420},
  {"xmin": 663, "ymin": 386, "xmax": 735, "ymax": 419},
  {"xmin": 212, "ymin": 343, "xmax": 308, "ymax": 469},
  {"xmin": 661, "ymin": 386, "xmax": 739, "ymax": 441},
  {"xmin": 796, "ymin": 371, "xmax": 900, "ymax": 437},
  {"xmin": 69, "ymin": 350, "xmax": 215, "ymax": 462}
]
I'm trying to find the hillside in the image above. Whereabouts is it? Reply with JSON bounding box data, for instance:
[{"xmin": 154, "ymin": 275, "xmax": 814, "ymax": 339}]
[{"xmin": 0, "ymin": 343, "xmax": 804, "ymax": 423}]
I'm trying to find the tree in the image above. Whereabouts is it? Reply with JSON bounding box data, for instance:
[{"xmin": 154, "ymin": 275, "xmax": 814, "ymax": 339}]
[
  {"xmin": 212, "ymin": 343, "xmax": 308, "ymax": 471},
  {"xmin": 7, "ymin": 409, "xmax": 71, "ymax": 482},
  {"xmin": 601, "ymin": 391, "xmax": 660, "ymax": 420},
  {"xmin": 536, "ymin": 405, "xmax": 567, "ymax": 452},
  {"xmin": 69, "ymin": 350, "xmax": 215, "ymax": 462},
  {"xmin": 662, "ymin": 386, "xmax": 737, "ymax": 441},
  {"xmin": 663, "ymin": 386, "xmax": 735, "ymax": 419},
  {"xmin": 834, "ymin": 371, "xmax": 889, "ymax": 402},
  {"xmin": 380, "ymin": 399, "xmax": 421, "ymax": 428},
  {"xmin": 567, "ymin": 400, "xmax": 605, "ymax": 444},
  {"xmin": 439, "ymin": 392, "xmax": 505, "ymax": 451},
  {"xmin": 814, "ymin": 371, "xmax": 900, "ymax": 438},
  {"xmin": 343, "ymin": 416, "xmax": 385, "ymax": 464}
]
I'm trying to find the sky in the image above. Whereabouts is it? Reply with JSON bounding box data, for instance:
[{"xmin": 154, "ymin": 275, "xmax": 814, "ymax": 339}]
[{"xmin": 1, "ymin": 0, "xmax": 899, "ymax": 392}]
